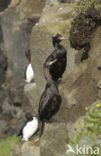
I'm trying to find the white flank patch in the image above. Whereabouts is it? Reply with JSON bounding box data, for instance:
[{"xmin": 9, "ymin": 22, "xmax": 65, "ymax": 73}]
[
  {"xmin": 25, "ymin": 63, "xmax": 34, "ymax": 83},
  {"xmin": 22, "ymin": 117, "xmax": 38, "ymax": 141}
]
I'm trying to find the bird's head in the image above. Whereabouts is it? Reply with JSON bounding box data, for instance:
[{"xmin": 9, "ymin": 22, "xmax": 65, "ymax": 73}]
[
  {"xmin": 52, "ymin": 33, "xmax": 65, "ymax": 44},
  {"xmin": 25, "ymin": 112, "xmax": 33, "ymax": 120}
]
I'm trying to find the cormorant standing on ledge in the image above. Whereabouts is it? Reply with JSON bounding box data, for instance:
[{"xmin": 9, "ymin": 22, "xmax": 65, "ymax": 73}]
[
  {"xmin": 43, "ymin": 33, "xmax": 67, "ymax": 82},
  {"xmin": 38, "ymin": 65, "xmax": 61, "ymax": 137},
  {"xmin": 25, "ymin": 49, "xmax": 35, "ymax": 83},
  {"xmin": 17, "ymin": 112, "xmax": 38, "ymax": 141}
]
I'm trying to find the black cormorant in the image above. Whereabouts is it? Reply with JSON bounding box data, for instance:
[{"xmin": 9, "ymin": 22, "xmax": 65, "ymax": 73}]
[
  {"xmin": 43, "ymin": 33, "xmax": 67, "ymax": 82},
  {"xmin": 17, "ymin": 112, "xmax": 38, "ymax": 141},
  {"xmin": 38, "ymin": 66, "xmax": 61, "ymax": 137}
]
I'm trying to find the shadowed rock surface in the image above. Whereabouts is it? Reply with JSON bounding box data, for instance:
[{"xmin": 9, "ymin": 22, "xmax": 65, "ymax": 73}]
[
  {"xmin": 0, "ymin": 0, "xmax": 11, "ymax": 11},
  {"xmin": 0, "ymin": 0, "xmax": 45, "ymax": 139}
]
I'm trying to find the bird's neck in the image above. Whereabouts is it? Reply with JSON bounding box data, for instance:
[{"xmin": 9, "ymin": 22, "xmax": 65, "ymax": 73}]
[
  {"xmin": 44, "ymin": 66, "xmax": 55, "ymax": 84},
  {"xmin": 25, "ymin": 50, "xmax": 31, "ymax": 62},
  {"xmin": 28, "ymin": 56, "xmax": 31, "ymax": 63},
  {"xmin": 27, "ymin": 118, "xmax": 33, "ymax": 122},
  {"xmin": 53, "ymin": 41, "xmax": 61, "ymax": 49}
]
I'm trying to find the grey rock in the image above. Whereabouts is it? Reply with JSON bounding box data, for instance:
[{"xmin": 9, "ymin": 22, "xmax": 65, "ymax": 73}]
[
  {"xmin": 40, "ymin": 123, "xmax": 69, "ymax": 156},
  {"xmin": 13, "ymin": 145, "xmax": 22, "ymax": 156},
  {"xmin": 0, "ymin": 120, "xmax": 7, "ymax": 135},
  {"xmin": 2, "ymin": 97, "xmax": 12, "ymax": 115},
  {"xmin": 30, "ymin": 3, "xmax": 74, "ymax": 109},
  {"xmin": 17, "ymin": 0, "xmax": 45, "ymax": 20},
  {"xmin": 1, "ymin": 10, "xmax": 32, "ymax": 88},
  {"xmin": 21, "ymin": 138, "xmax": 40, "ymax": 156}
]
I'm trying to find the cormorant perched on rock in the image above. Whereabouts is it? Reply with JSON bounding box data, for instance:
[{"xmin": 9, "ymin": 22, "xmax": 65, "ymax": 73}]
[
  {"xmin": 25, "ymin": 49, "xmax": 35, "ymax": 84},
  {"xmin": 17, "ymin": 112, "xmax": 38, "ymax": 141},
  {"xmin": 38, "ymin": 66, "xmax": 61, "ymax": 137},
  {"xmin": 43, "ymin": 33, "xmax": 67, "ymax": 82}
]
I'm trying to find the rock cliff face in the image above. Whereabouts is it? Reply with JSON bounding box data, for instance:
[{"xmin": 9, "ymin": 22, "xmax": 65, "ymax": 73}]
[
  {"xmin": 0, "ymin": 0, "xmax": 101, "ymax": 156},
  {"xmin": 0, "ymin": 0, "xmax": 45, "ymax": 139}
]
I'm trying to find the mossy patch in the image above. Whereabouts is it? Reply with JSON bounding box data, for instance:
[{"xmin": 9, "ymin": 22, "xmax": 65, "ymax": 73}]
[
  {"xmin": 68, "ymin": 103, "xmax": 101, "ymax": 155},
  {"xmin": 75, "ymin": 0, "xmax": 101, "ymax": 14},
  {"xmin": 0, "ymin": 135, "xmax": 20, "ymax": 156}
]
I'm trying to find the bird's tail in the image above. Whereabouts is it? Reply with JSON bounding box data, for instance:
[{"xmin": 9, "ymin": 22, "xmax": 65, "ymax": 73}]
[{"xmin": 39, "ymin": 120, "xmax": 45, "ymax": 138}]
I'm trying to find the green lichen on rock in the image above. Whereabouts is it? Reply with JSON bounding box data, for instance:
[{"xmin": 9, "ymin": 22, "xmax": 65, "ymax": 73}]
[
  {"xmin": 78, "ymin": 0, "xmax": 97, "ymax": 8},
  {"xmin": 68, "ymin": 102, "xmax": 101, "ymax": 153},
  {"xmin": 69, "ymin": 0, "xmax": 101, "ymax": 50},
  {"xmin": 75, "ymin": 0, "xmax": 101, "ymax": 14},
  {"xmin": 0, "ymin": 135, "xmax": 20, "ymax": 156},
  {"xmin": 84, "ymin": 105, "xmax": 101, "ymax": 135}
]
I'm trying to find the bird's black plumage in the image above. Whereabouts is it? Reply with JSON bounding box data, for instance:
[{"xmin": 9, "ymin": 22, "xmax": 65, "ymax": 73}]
[
  {"xmin": 39, "ymin": 52, "xmax": 63, "ymax": 137},
  {"xmin": 38, "ymin": 66, "xmax": 61, "ymax": 137},
  {"xmin": 38, "ymin": 82, "xmax": 61, "ymax": 137},
  {"xmin": 38, "ymin": 83, "xmax": 61, "ymax": 121},
  {"xmin": 43, "ymin": 33, "xmax": 67, "ymax": 81}
]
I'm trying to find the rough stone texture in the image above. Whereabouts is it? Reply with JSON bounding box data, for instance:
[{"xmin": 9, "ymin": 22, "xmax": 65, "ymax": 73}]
[
  {"xmin": 0, "ymin": 7, "xmax": 36, "ymax": 136},
  {"xmin": 57, "ymin": 27, "xmax": 101, "ymax": 122},
  {"xmin": 0, "ymin": 49, "xmax": 7, "ymax": 86},
  {"xmin": 0, "ymin": 0, "xmax": 101, "ymax": 156},
  {"xmin": 0, "ymin": 0, "xmax": 45, "ymax": 139},
  {"xmin": 29, "ymin": 3, "xmax": 75, "ymax": 110},
  {"xmin": 69, "ymin": 13, "xmax": 96, "ymax": 49},
  {"xmin": 13, "ymin": 136, "xmax": 40, "ymax": 156},
  {"xmin": 17, "ymin": 0, "xmax": 45, "ymax": 20},
  {"xmin": 1, "ymin": 10, "xmax": 29, "ymax": 88},
  {"xmin": 13, "ymin": 145, "xmax": 22, "ymax": 156},
  {"xmin": 21, "ymin": 139, "xmax": 40, "ymax": 156},
  {"xmin": 0, "ymin": 120, "xmax": 7, "ymax": 135},
  {"xmin": 24, "ymin": 83, "xmax": 39, "ymax": 112},
  {"xmin": 69, "ymin": 0, "xmax": 101, "ymax": 50},
  {"xmin": 40, "ymin": 123, "xmax": 69, "ymax": 156},
  {"xmin": 9, "ymin": 0, "xmax": 20, "ymax": 8}
]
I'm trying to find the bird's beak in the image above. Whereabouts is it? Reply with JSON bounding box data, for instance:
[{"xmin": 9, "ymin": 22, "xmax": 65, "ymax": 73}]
[
  {"xmin": 60, "ymin": 37, "xmax": 65, "ymax": 40},
  {"xmin": 59, "ymin": 36, "xmax": 68, "ymax": 40},
  {"xmin": 47, "ymin": 59, "xmax": 57, "ymax": 66}
]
